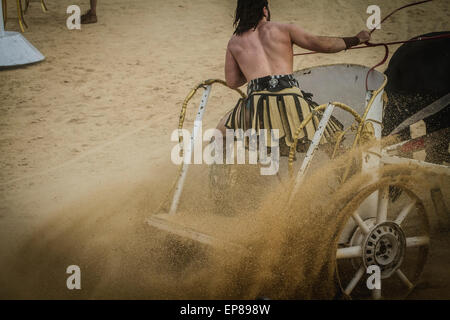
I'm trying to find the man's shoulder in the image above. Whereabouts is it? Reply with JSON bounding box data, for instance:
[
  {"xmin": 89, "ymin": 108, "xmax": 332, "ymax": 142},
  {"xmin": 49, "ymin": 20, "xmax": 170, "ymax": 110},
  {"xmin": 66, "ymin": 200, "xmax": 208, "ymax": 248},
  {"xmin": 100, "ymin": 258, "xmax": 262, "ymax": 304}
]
[
  {"xmin": 259, "ymin": 21, "xmax": 292, "ymax": 39},
  {"xmin": 227, "ymin": 33, "xmax": 247, "ymax": 47},
  {"xmin": 259, "ymin": 22, "xmax": 293, "ymax": 42},
  {"xmin": 228, "ymin": 34, "xmax": 238, "ymax": 42},
  {"xmin": 227, "ymin": 22, "xmax": 291, "ymax": 46},
  {"xmin": 261, "ymin": 21, "xmax": 290, "ymax": 31},
  {"xmin": 227, "ymin": 35, "xmax": 239, "ymax": 49}
]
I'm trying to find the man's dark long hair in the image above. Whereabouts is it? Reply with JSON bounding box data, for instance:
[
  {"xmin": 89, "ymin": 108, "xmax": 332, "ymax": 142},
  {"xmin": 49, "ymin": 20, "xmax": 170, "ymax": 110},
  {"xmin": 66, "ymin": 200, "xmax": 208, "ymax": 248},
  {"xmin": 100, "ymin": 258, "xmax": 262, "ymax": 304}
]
[{"xmin": 233, "ymin": 0, "xmax": 270, "ymax": 35}]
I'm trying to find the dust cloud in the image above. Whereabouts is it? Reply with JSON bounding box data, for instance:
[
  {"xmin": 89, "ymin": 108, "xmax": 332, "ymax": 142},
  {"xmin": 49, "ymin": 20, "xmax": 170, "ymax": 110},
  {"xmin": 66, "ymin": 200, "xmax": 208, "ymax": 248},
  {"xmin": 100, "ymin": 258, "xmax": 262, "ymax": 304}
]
[{"xmin": 1, "ymin": 140, "xmax": 448, "ymax": 300}]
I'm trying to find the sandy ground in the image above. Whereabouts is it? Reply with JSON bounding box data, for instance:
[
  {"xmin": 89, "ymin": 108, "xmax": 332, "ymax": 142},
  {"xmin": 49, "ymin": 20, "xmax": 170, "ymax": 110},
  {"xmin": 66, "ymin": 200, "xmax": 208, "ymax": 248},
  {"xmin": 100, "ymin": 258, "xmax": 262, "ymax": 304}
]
[{"xmin": 0, "ymin": 0, "xmax": 449, "ymax": 299}]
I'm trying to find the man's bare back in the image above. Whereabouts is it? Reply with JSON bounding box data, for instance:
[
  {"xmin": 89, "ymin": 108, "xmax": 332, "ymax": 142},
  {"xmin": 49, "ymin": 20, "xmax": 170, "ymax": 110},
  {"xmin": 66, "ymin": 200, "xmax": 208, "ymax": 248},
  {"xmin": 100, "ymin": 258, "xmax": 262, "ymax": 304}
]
[
  {"xmin": 227, "ymin": 21, "xmax": 294, "ymax": 83},
  {"xmin": 225, "ymin": 5, "xmax": 370, "ymax": 89}
]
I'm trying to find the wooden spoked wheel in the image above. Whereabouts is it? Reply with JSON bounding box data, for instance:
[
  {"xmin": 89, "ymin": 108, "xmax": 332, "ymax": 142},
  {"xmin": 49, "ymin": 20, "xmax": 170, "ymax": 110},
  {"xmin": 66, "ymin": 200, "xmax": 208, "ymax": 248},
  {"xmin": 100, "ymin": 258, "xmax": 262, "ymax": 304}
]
[{"xmin": 335, "ymin": 177, "xmax": 430, "ymax": 299}]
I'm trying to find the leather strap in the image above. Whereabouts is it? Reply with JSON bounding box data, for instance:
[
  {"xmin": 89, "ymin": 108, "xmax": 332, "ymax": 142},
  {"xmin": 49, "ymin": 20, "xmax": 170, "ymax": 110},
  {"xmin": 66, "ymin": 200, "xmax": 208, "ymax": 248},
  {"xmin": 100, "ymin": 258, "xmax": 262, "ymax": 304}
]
[{"xmin": 343, "ymin": 36, "xmax": 360, "ymax": 49}]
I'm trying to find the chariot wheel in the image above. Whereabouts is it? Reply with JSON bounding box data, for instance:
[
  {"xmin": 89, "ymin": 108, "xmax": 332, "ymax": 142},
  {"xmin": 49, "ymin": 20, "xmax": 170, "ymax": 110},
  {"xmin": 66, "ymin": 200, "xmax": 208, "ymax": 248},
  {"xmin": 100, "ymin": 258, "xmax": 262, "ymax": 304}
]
[{"xmin": 335, "ymin": 176, "xmax": 430, "ymax": 299}]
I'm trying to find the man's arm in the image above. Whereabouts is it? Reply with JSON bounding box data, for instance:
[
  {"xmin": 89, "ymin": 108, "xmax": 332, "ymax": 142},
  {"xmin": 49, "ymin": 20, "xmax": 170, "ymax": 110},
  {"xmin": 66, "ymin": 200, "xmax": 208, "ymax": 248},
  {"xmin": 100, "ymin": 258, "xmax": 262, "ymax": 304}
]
[
  {"xmin": 225, "ymin": 47, "xmax": 247, "ymax": 89},
  {"xmin": 286, "ymin": 24, "xmax": 370, "ymax": 53}
]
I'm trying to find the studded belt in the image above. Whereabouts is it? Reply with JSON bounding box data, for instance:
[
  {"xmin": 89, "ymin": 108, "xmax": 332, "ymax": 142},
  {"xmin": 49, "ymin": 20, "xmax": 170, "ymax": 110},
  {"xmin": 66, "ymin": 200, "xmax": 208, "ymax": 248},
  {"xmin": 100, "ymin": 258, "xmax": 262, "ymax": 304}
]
[{"xmin": 247, "ymin": 74, "xmax": 299, "ymax": 95}]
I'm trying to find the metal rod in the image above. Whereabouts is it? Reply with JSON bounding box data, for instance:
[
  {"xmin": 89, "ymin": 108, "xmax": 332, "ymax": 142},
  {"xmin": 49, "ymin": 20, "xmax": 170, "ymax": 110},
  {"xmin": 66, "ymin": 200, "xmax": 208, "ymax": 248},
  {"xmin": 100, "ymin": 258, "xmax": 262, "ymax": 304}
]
[
  {"xmin": 406, "ymin": 236, "xmax": 430, "ymax": 248},
  {"xmin": 169, "ymin": 85, "xmax": 212, "ymax": 215},
  {"xmin": 17, "ymin": 0, "xmax": 26, "ymax": 32},
  {"xmin": 336, "ymin": 246, "xmax": 362, "ymax": 259},
  {"xmin": 396, "ymin": 269, "xmax": 414, "ymax": 289},
  {"xmin": 0, "ymin": 0, "xmax": 5, "ymax": 36},
  {"xmin": 381, "ymin": 155, "xmax": 450, "ymax": 176},
  {"xmin": 391, "ymin": 93, "xmax": 450, "ymax": 134},
  {"xmin": 376, "ymin": 186, "xmax": 389, "ymax": 224},
  {"xmin": 395, "ymin": 200, "xmax": 416, "ymax": 225},
  {"xmin": 345, "ymin": 266, "xmax": 365, "ymax": 295},
  {"xmin": 41, "ymin": 0, "xmax": 48, "ymax": 12},
  {"xmin": 289, "ymin": 103, "xmax": 335, "ymax": 203},
  {"xmin": 352, "ymin": 210, "xmax": 371, "ymax": 234}
]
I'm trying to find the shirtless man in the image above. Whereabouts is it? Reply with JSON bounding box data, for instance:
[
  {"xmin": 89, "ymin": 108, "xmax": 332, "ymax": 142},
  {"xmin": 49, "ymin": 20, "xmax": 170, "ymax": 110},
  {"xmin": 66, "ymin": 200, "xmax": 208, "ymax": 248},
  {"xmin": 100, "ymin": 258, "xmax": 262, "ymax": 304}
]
[{"xmin": 220, "ymin": 0, "xmax": 371, "ymax": 153}]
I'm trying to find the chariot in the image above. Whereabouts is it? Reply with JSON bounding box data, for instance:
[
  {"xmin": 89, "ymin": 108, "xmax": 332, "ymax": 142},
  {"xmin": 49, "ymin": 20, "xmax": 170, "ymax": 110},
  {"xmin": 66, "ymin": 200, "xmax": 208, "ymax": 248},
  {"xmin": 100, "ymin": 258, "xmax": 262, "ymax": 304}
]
[{"xmin": 148, "ymin": 64, "xmax": 449, "ymax": 299}]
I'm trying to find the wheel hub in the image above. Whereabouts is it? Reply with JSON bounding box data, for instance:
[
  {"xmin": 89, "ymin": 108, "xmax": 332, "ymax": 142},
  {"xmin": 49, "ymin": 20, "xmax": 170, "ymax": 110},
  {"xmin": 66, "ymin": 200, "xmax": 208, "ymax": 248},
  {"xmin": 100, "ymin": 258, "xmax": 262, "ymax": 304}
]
[{"xmin": 363, "ymin": 222, "xmax": 406, "ymax": 279}]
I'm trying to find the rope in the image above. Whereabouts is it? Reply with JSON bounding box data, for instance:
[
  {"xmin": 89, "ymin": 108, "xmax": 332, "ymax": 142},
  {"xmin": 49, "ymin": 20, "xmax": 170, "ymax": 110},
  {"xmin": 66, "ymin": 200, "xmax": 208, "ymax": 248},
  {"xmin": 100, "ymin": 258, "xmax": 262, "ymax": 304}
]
[
  {"xmin": 294, "ymin": 33, "xmax": 450, "ymax": 91},
  {"xmin": 369, "ymin": 0, "xmax": 433, "ymax": 35},
  {"xmin": 294, "ymin": 33, "xmax": 450, "ymax": 57},
  {"xmin": 293, "ymin": 0, "xmax": 445, "ymax": 91},
  {"xmin": 295, "ymin": 0, "xmax": 436, "ymax": 58},
  {"xmin": 364, "ymin": 43, "xmax": 389, "ymax": 91}
]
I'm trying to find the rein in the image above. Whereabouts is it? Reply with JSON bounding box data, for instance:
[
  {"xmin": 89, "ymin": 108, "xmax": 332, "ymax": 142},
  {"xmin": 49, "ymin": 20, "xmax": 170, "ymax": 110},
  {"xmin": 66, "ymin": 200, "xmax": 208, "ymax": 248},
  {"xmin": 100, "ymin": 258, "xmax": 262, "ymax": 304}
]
[{"xmin": 292, "ymin": 0, "xmax": 447, "ymax": 90}]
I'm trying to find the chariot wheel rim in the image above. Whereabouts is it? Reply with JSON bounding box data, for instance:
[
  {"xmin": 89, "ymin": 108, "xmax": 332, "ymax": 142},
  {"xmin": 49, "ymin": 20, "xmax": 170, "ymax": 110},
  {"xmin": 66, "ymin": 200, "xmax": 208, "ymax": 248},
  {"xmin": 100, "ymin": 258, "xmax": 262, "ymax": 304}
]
[{"xmin": 335, "ymin": 178, "xmax": 430, "ymax": 300}]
